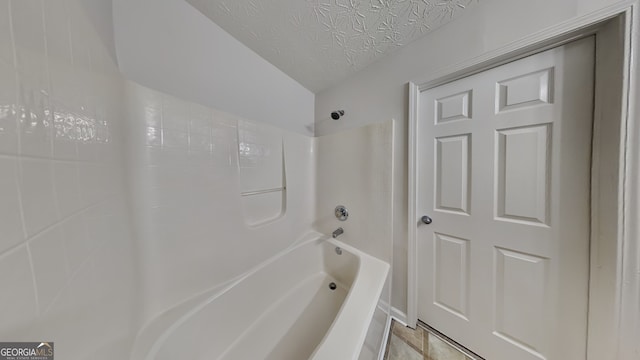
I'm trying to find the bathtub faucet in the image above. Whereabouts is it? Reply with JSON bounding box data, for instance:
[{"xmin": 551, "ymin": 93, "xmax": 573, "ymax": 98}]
[{"xmin": 332, "ymin": 227, "xmax": 344, "ymax": 238}]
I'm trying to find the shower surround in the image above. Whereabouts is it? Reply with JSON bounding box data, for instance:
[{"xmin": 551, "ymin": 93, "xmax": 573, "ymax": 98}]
[
  {"xmin": 0, "ymin": 0, "xmax": 393, "ymax": 358},
  {"xmin": 0, "ymin": 0, "xmax": 136, "ymax": 357},
  {"xmin": 124, "ymin": 82, "xmax": 315, "ymax": 324}
]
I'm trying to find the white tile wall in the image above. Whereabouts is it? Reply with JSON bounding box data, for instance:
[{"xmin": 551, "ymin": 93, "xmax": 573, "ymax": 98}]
[
  {"xmin": 0, "ymin": 246, "xmax": 38, "ymax": 339},
  {"xmin": 59, "ymin": 215, "xmax": 90, "ymax": 274},
  {"xmin": 0, "ymin": 53, "xmax": 18, "ymax": 154},
  {"xmin": 11, "ymin": 1, "xmax": 49, "ymax": 95},
  {"xmin": 0, "ymin": 0, "xmax": 137, "ymax": 358},
  {"xmin": 0, "ymin": 1, "xmax": 14, "ymax": 67},
  {"xmin": 19, "ymin": 158, "xmax": 58, "ymax": 236},
  {"xmin": 29, "ymin": 226, "xmax": 68, "ymax": 312},
  {"xmin": 1, "ymin": 2, "xmax": 383, "ymax": 359},
  {"xmin": 53, "ymin": 161, "xmax": 81, "ymax": 217},
  {"xmin": 126, "ymin": 82, "xmax": 315, "ymax": 323},
  {"xmin": 0, "ymin": 156, "xmax": 24, "ymax": 253},
  {"xmin": 238, "ymin": 119, "xmax": 284, "ymax": 192},
  {"xmin": 237, "ymin": 119, "xmax": 287, "ymax": 225}
]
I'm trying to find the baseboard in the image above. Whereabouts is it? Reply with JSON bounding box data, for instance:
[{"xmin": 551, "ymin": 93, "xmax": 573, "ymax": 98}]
[
  {"xmin": 377, "ymin": 313, "xmax": 392, "ymax": 360},
  {"xmin": 374, "ymin": 304, "xmax": 412, "ymax": 359},
  {"xmin": 390, "ymin": 306, "xmax": 408, "ymax": 326},
  {"xmin": 377, "ymin": 298, "xmax": 389, "ymax": 312},
  {"xmin": 376, "ymin": 308, "xmax": 412, "ymax": 359}
]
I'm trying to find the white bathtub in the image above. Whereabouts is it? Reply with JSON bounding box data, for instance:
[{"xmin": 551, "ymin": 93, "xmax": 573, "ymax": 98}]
[{"xmin": 130, "ymin": 232, "xmax": 389, "ymax": 360}]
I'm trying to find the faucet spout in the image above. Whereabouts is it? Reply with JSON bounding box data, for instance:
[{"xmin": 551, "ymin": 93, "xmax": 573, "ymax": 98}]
[{"xmin": 332, "ymin": 227, "xmax": 344, "ymax": 238}]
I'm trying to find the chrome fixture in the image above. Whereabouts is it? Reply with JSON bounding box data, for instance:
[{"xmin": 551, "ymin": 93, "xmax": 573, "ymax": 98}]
[
  {"xmin": 331, "ymin": 110, "xmax": 345, "ymax": 120},
  {"xmin": 335, "ymin": 205, "xmax": 349, "ymax": 221},
  {"xmin": 332, "ymin": 227, "xmax": 344, "ymax": 238},
  {"xmin": 335, "ymin": 247, "xmax": 343, "ymax": 255},
  {"xmin": 421, "ymin": 215, "xmax": 433, "ymax": 225}
]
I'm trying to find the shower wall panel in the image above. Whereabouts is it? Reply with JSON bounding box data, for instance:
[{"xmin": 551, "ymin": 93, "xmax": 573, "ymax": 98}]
[
  {"xmin": 0, "ymin": 0, "xmax": 137, "ymax": 358},
  {"xmin": 124, "ymin": 83, "xmax": 315, "ymax": 323}
]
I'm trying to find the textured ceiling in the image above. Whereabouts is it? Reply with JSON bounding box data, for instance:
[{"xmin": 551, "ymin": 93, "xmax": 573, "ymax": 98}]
[{"xmin": 186, "ymin": 0, "xmax": 477, "ymax": 92}]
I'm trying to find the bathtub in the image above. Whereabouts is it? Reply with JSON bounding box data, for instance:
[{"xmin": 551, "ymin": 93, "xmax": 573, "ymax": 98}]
[{"xmin": 130, "ymin": 232, "xmax": 390, "ymax": 360}]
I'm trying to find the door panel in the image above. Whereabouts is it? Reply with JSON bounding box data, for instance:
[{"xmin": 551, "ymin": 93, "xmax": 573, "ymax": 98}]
[
  {"xmin": 496, "ymin": 67, "xmax": 553, "ymax": 112},
  {"xmin": 436, "ymin": 90, "xmax": 473, "ymax": 123},
  {"xmin": 435, "ymin": 134, "xmax": 471, "ymax": 214},
  {"xmin": 433, "ymin": 232, "xmax": 470, "ymax": 320},
  {"xmin": 494, "ymin": 247, "xmax": 547, "ymax": 357},
  {"xmin": 495, "ymin": 124, "xmax": 550, "ymax": 225},
  {"xmin": 417, "ymin": 37, "xmax": 594, "ymax": 360}
]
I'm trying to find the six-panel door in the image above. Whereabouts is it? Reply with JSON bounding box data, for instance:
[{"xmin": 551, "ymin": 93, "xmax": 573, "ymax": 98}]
[{"xmin": 417, "ymin": 37, "xmax": 595, "ymax": 360}]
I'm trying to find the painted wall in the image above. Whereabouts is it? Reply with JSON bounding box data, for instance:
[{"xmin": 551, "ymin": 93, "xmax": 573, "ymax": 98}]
[
  {"xmin": 125, "ymin": 82, "xmax": 315, "ymax": 323},
  {"xmin": 112, "ymin": 0, "xmax": 315, "ymax": 136},
  {"xmin": 0, "ymin": 0, "xmax": 137, "ymax": 358},
  {"xmin": 315, "ymin": 0, "xmax": 626, "ymax": 316}
]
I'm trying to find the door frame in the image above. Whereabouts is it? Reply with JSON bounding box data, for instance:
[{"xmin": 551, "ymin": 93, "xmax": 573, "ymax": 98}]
[{"xmin": 407, "ymin": 2, "xmax": 640, "ymax": 359}]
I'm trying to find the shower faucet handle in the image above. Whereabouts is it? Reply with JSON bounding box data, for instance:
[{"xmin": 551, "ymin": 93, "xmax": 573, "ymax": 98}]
[{"xmin": 335, "ymin": 205, "xmax": 349, "ymax": 221}]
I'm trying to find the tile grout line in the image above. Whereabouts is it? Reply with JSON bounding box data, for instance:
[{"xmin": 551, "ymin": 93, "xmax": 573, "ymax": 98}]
[
  {"xmin": 394, "ymin": 327, "xmax": 425, "ymax": 355},
  {"xmin": 6, "ymin": 0, "xmax": 29, "ymax": 245},
  {"xmin": 418, "ymin": 321, "xmax": 482, "ymax": 360},
  {"xmin": 386, "ymin": 320, "xmax": 426, "ymax": 360},
  {"xmin": 386, "ymin": 319, "xmax": 478, "ymax": 360},
  {"xmin": 0, "ymin": 196, "xmax": 113, "ymax": 259},
  {"xmin": 0, "ymin": 152, "xmax": 115, "ymax": 164},
  {"xmin": 41, "ymin": 239, "xmax": 101, "ymax": 316},
  {"xmin": 25, "ymin": 243, "xmax": 41, "ymax": 317}
]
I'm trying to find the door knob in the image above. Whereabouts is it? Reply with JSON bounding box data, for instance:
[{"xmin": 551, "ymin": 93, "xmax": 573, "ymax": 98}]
[{"xmin": 421, "ymin": 215, "xmax": 433, "ymax": 225}]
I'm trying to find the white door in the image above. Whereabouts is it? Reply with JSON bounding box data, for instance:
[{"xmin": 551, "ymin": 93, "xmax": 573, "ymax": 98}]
[{"xmin": 416, "ymin": 37, "xmax": 594, "ymax": 360}]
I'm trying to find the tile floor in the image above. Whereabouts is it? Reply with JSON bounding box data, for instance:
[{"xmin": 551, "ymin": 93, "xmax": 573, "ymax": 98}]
[{"xmin": 384, "ymin": 319, "xmax": 476, "ymax": 360}]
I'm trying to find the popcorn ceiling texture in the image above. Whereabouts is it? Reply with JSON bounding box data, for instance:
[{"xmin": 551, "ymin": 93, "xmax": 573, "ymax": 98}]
[{"xmin": 186, "ymin": 0, "xmax": 477, "ymax": 92}]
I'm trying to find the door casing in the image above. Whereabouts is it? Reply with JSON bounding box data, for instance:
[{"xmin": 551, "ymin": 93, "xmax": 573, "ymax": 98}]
[{"xmin": 407, "ymin": 3, "xmax": 640, "ymax": 359}]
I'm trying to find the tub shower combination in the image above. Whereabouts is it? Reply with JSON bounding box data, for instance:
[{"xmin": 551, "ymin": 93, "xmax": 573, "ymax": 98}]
[
  {"xmin": 0, "ymin": 0, "xmax": 394, "ymax": 357},
  {"xmin": 130, "ymin": 233, "xmax": 389, "ymax": 360}
]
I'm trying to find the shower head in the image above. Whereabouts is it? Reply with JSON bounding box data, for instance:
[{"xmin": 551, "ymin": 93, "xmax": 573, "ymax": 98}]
[{"xmin": 331, "ymin": 110, "xmax": 345, "ymax": 120}]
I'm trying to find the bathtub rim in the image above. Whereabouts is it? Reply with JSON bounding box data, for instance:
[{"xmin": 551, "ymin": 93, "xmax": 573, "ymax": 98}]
[
  {"xmin": 309, "ymin": 239, "xmax": 390, "ymax": 360},
  {"xmin": 131, "ymin": 230, "xmax": 388, "ymax": 360},
  {"xmin": 129, "ymin": 231, "xmax": 320, "ymax": 360}
]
